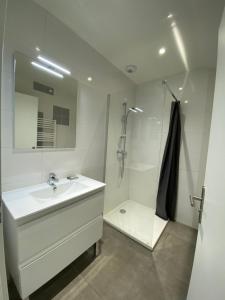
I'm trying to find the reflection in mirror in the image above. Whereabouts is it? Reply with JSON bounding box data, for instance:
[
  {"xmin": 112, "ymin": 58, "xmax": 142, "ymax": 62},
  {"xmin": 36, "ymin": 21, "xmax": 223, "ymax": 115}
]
[{"xmin": 14, "ymin": 52, "xmax": 77, "ymax": 150}]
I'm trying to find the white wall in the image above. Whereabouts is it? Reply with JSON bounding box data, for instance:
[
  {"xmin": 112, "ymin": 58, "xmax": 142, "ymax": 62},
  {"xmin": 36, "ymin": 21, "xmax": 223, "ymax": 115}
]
[
  {"xmin": 1, "ymin": 0, "xmax": 214, "ymax": 229},
  {"xmin": 15, "ymin": 92, "xmax": 38, "ymax": 149},
  {"xmin": 1, "ymin": 0, "xmax": 135, "ymax": 191},
  {"xmin": 130, "ymin": 69, "xmax": 215, "ymax": 228}
]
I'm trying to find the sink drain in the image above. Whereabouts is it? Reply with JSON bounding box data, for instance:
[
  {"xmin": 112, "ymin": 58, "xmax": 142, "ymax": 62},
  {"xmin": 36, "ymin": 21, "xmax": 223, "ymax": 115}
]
[{"xmin": 120, "ymin": 209, "xmax": 126, "ymax": 214}]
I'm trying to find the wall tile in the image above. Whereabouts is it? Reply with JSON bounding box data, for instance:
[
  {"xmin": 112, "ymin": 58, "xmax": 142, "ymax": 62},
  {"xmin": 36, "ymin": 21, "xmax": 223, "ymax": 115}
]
[
  {"xmin": 1, "ymin": 149, "xmax": 43, "ymax": 191},
  {"xmin": 1, "ymin": 109, "xmax": 13, "ymax": 149}
]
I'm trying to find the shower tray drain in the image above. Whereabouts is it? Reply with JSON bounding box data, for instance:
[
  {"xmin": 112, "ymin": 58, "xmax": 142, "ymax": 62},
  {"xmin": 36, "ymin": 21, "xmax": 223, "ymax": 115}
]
[{"xmin": 120, "ymin": 209, "xmax": 126, "ymax": 214}]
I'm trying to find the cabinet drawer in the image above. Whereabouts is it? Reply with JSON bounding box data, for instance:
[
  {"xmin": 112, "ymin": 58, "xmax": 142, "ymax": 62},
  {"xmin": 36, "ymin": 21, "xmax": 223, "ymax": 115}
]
[
  {"xmin": 18, "ymin": 216, "xmax": 103, "ymax": 299},
  {"xmin": 17, "ymin": 191, "xmax": 104, "ymax": 263}
]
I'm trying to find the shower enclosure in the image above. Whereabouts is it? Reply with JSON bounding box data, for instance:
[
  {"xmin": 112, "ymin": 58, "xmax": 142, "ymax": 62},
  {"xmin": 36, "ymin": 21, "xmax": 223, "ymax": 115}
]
[{"xmin": 104, "ymin": 85, "xmax": 169, "ymax": 250}]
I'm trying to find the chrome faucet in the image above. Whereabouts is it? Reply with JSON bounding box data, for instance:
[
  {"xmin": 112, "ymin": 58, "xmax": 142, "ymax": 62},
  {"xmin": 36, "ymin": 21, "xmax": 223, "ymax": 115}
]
[{"xmin": 47, "ymin": 172, "xmax": 58, "ymax": 190}]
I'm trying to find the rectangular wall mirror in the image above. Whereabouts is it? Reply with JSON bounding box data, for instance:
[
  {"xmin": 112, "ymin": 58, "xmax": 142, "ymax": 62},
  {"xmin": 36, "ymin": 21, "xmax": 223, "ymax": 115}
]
[{"xmin": 14, "ymin": 52, "xmax": 77, "ymax": 150}]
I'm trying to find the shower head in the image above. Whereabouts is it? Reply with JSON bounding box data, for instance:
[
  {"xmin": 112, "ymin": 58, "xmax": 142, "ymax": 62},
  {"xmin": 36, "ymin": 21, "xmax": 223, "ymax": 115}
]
[
  {"xmin": 125, "ymin": 107, "xmax": 144, "ymax": 122},
  {"xmin": 134, "ymin": 107, "xmax": 143, "ymax": 112},
  {"xmin": 128, "ymin": 107, "xmax": 143, "ymax": 113},
  {"xmin": 128, "ymin": 107, "xmax": 138, "ymax": 113}
]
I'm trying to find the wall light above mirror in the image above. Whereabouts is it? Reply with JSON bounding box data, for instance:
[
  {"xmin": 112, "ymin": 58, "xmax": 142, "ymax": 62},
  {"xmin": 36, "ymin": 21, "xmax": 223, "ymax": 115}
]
[{"xmin": 14, "ymin": 52, "xmax": 77, "ymax": 151}]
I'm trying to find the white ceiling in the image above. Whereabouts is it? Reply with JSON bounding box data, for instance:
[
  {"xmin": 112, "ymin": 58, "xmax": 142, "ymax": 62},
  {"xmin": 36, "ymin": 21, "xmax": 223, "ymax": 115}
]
[{"xmin": 34, "ymin": 0, "xmax": 225, "ymax": 84}]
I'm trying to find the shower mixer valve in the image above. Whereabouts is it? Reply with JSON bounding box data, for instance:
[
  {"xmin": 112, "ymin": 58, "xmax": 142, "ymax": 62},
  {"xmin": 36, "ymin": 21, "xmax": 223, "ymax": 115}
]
[{"xmin": 117, "ymin": 149, "xmax": 127, "ymax": 157}]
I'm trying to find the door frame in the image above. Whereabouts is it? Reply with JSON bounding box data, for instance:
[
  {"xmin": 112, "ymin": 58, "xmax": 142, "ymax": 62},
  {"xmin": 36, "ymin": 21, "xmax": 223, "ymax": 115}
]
[{"xmin": 0, "ymin": 0, "xmax": 9, "ymax": 299}]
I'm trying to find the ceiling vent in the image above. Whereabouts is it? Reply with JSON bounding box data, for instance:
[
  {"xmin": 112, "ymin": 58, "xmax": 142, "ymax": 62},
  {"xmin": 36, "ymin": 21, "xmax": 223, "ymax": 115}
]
[
  {"xmin": 125, "ymin": 64, "xmax": 137, "ymax": 74},
  {"xmin": 33, "ymin": 81, "xmax": 54, "ymax": 95}
]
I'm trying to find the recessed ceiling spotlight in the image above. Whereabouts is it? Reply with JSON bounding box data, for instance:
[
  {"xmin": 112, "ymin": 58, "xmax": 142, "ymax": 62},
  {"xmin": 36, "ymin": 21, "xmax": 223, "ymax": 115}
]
[
  {"xmin": 184, "ymin": 100, "xmax": 189, "ymax": 104},
  {"xmin": 35, "ymin": 47, "xmax": 40, "ymax": 52},
  {"xmin": 167, "ymin": 14, "xmax": 173, "ymax": 19},
  {"xmin": 159, "ymin": 47, "xmax": 166, "ymax": 55},
  {"xmin": 125, "ymin": 64, "xmax": 137, "ymax": 74},
  {"xmin": 179, "ymin": 87, "xmax": 183, "ymax": 91},
  {"xmin": 87, "ymin": 76, "xmax": 93, "ymax": 82}
]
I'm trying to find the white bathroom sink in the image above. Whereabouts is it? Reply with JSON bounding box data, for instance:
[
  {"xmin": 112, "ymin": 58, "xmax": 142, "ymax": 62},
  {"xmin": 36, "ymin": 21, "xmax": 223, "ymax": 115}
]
[
  {"xmin": 2, "ymin": 175, "xmax": 106, "ymax": 225},
  {"xmin": 31, "ymin": 183, "xmax": 71, "ymax": 200},
  {"xmin": 31, "ymin": 182, "xmax": 87, "ymax": 202}
]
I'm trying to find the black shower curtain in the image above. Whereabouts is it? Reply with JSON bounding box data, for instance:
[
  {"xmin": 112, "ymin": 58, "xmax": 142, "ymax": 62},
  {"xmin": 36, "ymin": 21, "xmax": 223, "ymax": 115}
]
[{"xmin": 156, "ymin": 100, "xmax": 181, "ymax": 221}]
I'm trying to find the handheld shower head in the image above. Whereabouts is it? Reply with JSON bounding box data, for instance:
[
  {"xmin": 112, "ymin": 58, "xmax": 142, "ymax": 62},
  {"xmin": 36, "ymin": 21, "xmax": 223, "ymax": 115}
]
[
  {"xmin": 128, "ymin": 107, "xmax": 143, "ymax": 113},
  {"xmin": 128, "ymin": 108, "xmax": 138, "ymax": 113},
  {"xmin": 126, "ymin": 107, "xmax": 143, "ymax": 120},
  {"xmin": 135, "ymin": 107, "xmax": 143, "ymax": 112}
]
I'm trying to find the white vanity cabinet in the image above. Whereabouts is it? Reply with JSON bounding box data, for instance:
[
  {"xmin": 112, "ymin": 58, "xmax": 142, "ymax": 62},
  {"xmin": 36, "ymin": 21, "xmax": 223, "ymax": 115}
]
[{"xmin": 2, "ymin": 176, "xmax": 105, "ymax": 300}]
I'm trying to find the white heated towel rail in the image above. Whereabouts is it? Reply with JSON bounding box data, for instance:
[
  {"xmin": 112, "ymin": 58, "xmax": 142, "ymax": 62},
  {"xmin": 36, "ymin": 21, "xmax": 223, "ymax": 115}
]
[{"xmin": 37, "ymin": 117, "xmax": 56, "ymax": 148}]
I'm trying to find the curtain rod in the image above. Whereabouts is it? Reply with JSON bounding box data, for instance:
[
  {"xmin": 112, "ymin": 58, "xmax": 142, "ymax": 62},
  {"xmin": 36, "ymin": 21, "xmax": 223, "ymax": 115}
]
[{"xmin": 162, "ymin": 80, "xmax": 178, "ymax": 102}]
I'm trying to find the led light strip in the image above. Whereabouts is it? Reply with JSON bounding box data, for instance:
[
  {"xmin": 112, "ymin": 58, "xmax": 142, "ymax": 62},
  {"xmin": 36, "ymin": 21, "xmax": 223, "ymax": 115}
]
[
  {"xmin": 37, "ymin": 55, "xmax": 71, "ymax": 75},
  {"xmin": 31, "ymin": 62, "xmax": 64, "ymax": 78}
]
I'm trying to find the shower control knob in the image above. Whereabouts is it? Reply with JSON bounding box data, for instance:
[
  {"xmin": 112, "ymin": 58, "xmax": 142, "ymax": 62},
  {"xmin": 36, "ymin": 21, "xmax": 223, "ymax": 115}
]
[{"xmin": 117, "ymin": 150, "xmax": 127, "ymax": 156}]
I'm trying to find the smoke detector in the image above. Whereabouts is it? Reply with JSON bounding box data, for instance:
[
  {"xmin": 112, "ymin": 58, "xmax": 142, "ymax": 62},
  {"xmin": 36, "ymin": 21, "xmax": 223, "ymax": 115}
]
[{"xmin": 125, "ymin": 64, "xmax": 137, "ymax": 74}]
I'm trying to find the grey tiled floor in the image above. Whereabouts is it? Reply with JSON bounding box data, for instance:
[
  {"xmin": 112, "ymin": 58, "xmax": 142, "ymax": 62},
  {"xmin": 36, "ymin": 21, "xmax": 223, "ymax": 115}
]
[{"xmin": 9, "ymin": 222, "xmax": 197, "ymax": 300}]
